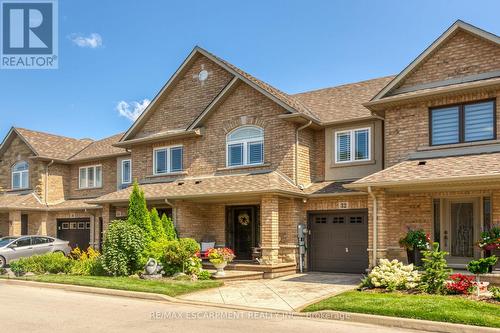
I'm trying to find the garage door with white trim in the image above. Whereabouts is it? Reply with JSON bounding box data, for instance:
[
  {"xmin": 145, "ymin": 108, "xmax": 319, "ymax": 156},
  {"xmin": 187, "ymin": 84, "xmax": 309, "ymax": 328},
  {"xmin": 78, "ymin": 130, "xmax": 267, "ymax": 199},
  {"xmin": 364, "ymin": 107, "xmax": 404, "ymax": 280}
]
[{"xmin": 308, "ymin": 210, "xmax": 368, "ymax": 273}]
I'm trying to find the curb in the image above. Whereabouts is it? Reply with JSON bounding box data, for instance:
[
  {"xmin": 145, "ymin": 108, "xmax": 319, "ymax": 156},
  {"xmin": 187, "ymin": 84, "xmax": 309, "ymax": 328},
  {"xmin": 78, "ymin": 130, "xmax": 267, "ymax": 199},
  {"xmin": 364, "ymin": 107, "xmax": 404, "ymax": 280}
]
[{"xmin": 1, "ymin": 278, "xmax": 498, "ymax": 333}]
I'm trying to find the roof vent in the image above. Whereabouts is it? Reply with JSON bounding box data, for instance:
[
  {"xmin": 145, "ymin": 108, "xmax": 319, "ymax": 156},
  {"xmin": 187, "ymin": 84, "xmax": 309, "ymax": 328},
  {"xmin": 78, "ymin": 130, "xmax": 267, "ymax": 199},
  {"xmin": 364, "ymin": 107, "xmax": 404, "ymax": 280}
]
[
  {"xmin": 418, "ymin": 161, "xmax": 426, "ymax": 166},
  {"xmin": 177, "ymin": 181, "xmax": 184, "ymax": 186},
  {"xmin": 195, "ymin": 180, "xmax": 202, "ymax": 184}
]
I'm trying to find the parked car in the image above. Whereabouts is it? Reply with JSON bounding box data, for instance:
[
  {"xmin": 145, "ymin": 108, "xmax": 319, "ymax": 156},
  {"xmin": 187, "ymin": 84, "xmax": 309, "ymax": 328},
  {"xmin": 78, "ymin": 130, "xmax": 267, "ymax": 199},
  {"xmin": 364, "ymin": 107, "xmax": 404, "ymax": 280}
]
[{"xmin": 0, "ymin": 236, "xmax": 71, "ymax": 267}]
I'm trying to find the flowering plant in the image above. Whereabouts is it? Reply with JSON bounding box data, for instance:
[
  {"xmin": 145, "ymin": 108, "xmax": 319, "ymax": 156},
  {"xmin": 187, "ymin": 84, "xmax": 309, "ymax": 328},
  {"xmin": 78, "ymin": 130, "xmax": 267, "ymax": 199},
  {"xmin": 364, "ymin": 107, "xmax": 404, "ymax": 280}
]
[
  {"xmin": 207, "ymin": 248, "xmax": 235, "ymax": 264},
  {"xmin": 477, "ymin": 226, "xmax": 500, "ymax": 251},
  {"xmin": 399, "ymin": 229, "xmax": 430, "ymax": 250},
  {"xmin": 361, "ymin": 259, "xmax": 421, "ymax": 291},
  {"xmin": 446, "ymin": 273, "xmax": 476, "ymax": 295}
]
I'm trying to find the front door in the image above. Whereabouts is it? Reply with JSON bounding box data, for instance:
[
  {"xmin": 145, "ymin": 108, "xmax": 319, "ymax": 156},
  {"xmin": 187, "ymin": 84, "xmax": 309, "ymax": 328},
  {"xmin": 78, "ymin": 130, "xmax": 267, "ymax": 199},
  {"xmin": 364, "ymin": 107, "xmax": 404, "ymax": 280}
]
[
  {"xmin": 442, "ymin": 198, "xmax": 480, "ymax": 262},
  {"xmin": 226, "ymin": 206, "xmax": 259, "ymax": 260},
  {"xmin": 21, "ymin": 214, "xmax": 28, "ymax": 235}
]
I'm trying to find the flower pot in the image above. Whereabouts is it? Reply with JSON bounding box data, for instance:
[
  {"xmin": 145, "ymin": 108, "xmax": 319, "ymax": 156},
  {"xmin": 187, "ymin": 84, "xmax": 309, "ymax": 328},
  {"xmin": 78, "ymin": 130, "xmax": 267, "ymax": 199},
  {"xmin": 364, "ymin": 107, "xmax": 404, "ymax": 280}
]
[
  {"xmin": 213, "ymin": 261, "xmax": 227, "ymax": 277},
  {"xmin": 406, "ymin": 248, "xmax": 424, "ymax": 267}
]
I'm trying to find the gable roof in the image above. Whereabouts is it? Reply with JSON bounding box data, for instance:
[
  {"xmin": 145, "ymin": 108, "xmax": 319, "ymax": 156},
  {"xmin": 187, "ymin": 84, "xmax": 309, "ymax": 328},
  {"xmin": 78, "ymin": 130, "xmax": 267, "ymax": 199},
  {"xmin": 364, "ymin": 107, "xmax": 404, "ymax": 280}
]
[
  {"xmin": 0, "ymin": 127, "xmax": 93, "ymax": 161},
  {"xmin": 371, "ymin": 20, "xmax": 500, "ymax": 102},
  {"xmin": 293, "ymin": 76, "xmax": 395, "ymax": 124},
  {"xmin": 119, "ymin": 47, "xmax": 321, "ymax": 142},
  {"xmin": 69, "ymin": 133, "xmax": 128, "ymax": 161}
]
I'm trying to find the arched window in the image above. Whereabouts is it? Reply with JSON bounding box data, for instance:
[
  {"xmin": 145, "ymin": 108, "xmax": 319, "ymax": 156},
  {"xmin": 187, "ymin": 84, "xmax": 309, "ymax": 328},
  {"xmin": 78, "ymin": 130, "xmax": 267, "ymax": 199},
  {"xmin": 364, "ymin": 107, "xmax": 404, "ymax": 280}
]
[
  {"xmin": 226, "ymin": 126, "xmax": 264, "ymax": 167},
  {"xmin": 12, "ymin": 161, "xmax": 29, "ymax": 189}
]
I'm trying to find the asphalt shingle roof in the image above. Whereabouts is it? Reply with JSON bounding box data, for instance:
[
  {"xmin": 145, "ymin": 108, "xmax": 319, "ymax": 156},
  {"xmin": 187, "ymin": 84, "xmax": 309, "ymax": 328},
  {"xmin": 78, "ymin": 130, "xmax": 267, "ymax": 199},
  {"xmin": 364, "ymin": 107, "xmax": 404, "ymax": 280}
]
[{"xmin": 69, "ymin": 133, "xmax": 127, "ymax": 161}]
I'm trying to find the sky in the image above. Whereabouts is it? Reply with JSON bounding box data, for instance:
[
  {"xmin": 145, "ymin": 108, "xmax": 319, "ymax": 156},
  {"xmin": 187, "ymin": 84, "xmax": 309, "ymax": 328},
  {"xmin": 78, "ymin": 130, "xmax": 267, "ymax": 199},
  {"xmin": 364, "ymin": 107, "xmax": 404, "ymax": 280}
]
[{"xmin": 1, "ymin": 0, "xmax": 499, "ymax": 140}]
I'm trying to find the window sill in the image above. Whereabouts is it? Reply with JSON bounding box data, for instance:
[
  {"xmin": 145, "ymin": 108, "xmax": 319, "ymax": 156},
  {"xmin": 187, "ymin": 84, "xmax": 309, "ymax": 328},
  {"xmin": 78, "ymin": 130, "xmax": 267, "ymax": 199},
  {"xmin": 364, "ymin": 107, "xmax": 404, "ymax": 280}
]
[
  {"xmin": 417, "ymin": 139, "xmax": 500, "ymax": 151},
  {"xmin": 330, "ymin": 160, "xmax": 375, "ymax": 168},
  {"xmin": 146, "ymin": 171, "xmax": 187, "ymax": 178},
  {"xmin": 217, "ymin": 163, "xmax": 270, "ymax": 171}
]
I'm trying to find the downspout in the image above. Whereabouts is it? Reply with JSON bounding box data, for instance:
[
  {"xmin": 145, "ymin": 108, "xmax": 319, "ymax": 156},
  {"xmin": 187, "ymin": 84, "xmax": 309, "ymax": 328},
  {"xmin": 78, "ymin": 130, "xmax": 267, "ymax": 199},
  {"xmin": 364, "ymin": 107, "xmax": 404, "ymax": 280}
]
[
  {"xmin": 368, "ymin": 186, "xmax": 377, "ymax": 269},
  {"xmin": 295, "ymin": 120, "xmax": 313, "ymax": 186},
  {"xmin": 164, "ymin": 198, "xmax": 176, "ymax": 227},
  {"xmin": 45, "ymin": 160, "xmax": 54, "ymax": 205}
]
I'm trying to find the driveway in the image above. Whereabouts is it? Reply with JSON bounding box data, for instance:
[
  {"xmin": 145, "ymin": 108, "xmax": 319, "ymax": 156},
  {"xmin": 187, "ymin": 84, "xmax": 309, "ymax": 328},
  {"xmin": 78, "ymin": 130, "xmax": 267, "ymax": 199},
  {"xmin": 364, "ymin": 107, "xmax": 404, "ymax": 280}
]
[
  {"xmin": 0, "ymin": 283, "xmax": 423, "ymax": 333},
  {"xmin": 179, "ymin": 272, "xmax": 361, "ymax": 311}
]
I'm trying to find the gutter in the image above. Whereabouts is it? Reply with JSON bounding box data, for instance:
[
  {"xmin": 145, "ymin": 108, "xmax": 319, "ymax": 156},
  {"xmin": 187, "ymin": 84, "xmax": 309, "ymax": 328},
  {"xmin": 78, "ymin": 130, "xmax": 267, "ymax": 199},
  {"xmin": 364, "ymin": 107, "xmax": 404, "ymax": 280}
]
[
  {"xmin": 367, "ymin": 186, "xmax": 377, "ymax": 269},
  {"xmin": 295, "ymin": 120, "xmax": 313, "ymax": 186}
]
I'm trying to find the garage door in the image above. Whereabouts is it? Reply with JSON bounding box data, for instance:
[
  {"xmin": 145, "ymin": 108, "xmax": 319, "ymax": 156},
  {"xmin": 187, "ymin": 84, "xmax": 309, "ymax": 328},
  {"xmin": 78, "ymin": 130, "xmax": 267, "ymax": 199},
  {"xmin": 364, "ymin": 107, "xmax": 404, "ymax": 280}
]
[
  {"xmin": 308, "ymin": 210, "xmax": 368, "ymax": 273},
  {"xmin": 57, "ymin": 218, "xmax": 91, "ymax": 249}
]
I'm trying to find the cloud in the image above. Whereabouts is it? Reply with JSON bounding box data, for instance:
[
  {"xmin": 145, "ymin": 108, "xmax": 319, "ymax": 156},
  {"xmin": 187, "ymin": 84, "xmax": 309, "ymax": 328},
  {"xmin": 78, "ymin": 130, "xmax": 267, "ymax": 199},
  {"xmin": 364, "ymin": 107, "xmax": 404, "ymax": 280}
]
[
  {"xmin": 116, "ymin": 99, "xmax": 151, "ymax": 122},
  {"xmin": 69, "ymin": 33, "xmax": 103, "ymax": 48}
]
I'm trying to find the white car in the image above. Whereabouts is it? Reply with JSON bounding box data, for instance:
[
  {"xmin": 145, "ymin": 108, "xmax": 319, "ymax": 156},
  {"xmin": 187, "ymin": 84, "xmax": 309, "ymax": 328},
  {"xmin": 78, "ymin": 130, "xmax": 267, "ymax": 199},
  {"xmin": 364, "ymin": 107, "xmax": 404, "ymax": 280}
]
[{"xmin": 0, "ymin": 236, "xmax": 71, "ymax": 267}]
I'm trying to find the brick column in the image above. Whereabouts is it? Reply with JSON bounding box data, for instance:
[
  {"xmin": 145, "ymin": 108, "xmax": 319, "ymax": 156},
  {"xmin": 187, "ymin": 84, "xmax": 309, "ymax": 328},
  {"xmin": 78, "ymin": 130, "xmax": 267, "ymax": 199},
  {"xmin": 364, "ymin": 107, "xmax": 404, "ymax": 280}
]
[
  {"xmin": 260, "ymin": 194, "xmax": 280, "ymax": 265},
  {"xmin": 367, "ymin": 189, "xmax": 388, "ymax": 268},
  {"xmin": 8, "ymin": 210, "xmax": 21, "ymax": 236}
]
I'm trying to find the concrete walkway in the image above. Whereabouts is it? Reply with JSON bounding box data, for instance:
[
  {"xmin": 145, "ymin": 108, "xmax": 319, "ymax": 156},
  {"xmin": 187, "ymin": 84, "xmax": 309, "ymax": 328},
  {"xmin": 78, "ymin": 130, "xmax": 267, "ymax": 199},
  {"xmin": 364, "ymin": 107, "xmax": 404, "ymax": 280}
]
[{"xmin": 179, "ymin": 272, "xmax": 361, "ymax": 311}]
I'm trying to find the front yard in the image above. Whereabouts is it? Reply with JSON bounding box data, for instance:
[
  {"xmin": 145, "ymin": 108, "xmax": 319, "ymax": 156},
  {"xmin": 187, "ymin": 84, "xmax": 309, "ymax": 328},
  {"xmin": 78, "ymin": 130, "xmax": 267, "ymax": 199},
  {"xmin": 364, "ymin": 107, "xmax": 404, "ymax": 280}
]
[
  {"xmin": 303, "ymin": 290, "xmax": 500, "ymax": 328},
  {"xmin": 1, "ymin": 274, "xmax": 222, "ymax": 297}
]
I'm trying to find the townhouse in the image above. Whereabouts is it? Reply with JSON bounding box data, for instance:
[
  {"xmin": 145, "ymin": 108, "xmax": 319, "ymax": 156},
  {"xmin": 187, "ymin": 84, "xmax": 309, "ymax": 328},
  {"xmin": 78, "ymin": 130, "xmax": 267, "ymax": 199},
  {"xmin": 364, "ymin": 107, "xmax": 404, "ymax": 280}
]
[{"xmin": 1, "ymin": 20, "xmax": 499, "ymax": 275}]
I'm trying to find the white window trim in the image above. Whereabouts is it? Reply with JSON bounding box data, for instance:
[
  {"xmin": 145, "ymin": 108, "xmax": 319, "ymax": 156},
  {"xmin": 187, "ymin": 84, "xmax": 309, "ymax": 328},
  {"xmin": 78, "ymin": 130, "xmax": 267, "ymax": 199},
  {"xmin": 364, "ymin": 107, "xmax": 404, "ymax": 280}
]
[
  {"xmin": 334, "ymin": 127, "xmax": 371, "ymax": 164},
  {"xmin": 121, "ymin": 159, "xmax": 132, "ymax": 184},
  {"xmin": 226, "ymin": 126, "xmax": 264, "ymax": 167},
  {"xmin": 153, "ymin": 145, "xmax": 183, "ymax": 175},
  {"xmin": 11, "ymin": 161, "xmax": 29, "ymax": 190},
  {"xmin": 78, "ymin": 164, "xmax": 103, "ymax": 189}
]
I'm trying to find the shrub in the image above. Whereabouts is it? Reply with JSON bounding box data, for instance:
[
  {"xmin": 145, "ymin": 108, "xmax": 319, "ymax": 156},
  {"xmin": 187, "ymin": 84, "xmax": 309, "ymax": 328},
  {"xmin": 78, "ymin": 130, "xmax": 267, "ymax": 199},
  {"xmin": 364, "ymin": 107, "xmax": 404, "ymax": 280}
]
[
  {"xmin": 399, "ymin": 229, "xmax": 430, "ymax": 250},
  {"xmin": 446, "ymin": 273, "xmax": 476, "ymax": 295},
  {"xmin": 467, "ymin": 256, "xmax": 498, "ymax": 275},
  {"xmin": 101, "ymin": 220, "xmax": 145, "ymax": 276},
  {"xmin": 127, "ymin": 182, "xmax": 153, "ymax": 240},
  {"xmin": 419, "ymin": 242, "xmax": 451, "ymax": 294},
  {"xmin": 163, "ymin": 238, "xmax": 200, "ymax": 275},
  {"xmin": 150, "ymin": 208, "xmax": 166, "ymax": 242},
  {"xmin": 361, "ymin": 259, "xmax": 420, "ymax": 291},
  {"xmin": 162, "ymin": 214, "xmax": 177, "ymax": 241},
  {"xmin": 69, "ymin": 247, "xmax": 103, "ymax": 276},
  {"xmin": 10, "ymin": 252, "xmax": 72, "ymax": 275},
  {"xmin": 197, "ymin": 270, "xmax": 212, "ymax": 280},
  {"xmin": 490, "ymin": 286, "xmax": 500, "ymax": 301}
]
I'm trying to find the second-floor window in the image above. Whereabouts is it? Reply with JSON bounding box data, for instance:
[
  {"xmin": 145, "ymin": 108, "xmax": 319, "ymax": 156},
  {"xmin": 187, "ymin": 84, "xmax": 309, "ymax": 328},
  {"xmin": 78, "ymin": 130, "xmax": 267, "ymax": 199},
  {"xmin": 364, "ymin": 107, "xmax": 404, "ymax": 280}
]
[
  {"xmin": 121, "ymin": 159, "xmax": 132, "ymax": 184},
  {"xmin": 79, "ymin": 165, "xmax": 102, "ymax": 189},
  {"xmin": 154, "ymin": 146, "xmax": 183, "ymax": 175},
  {"xmin": 12, "ymin": 161, "xmax": 29, "ymax": 189},
  {"xmin": 335, "ymin": 128, "xmax": 370, "ymax": 163},
  {"xmin": 226, "ymin": 126, "xmax": 264, "ymax": 167},
  {"xmin": 430, "ymin": 100, "xmax": 495, "ymax": 146}
]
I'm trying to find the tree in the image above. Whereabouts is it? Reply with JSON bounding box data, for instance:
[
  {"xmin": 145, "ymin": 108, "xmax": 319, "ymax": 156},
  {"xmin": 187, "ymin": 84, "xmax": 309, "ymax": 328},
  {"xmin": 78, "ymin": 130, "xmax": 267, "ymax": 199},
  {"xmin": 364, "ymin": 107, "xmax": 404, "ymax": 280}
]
[
  {"xmin": 150, "ymin": 208, "xmax": 166, "ymax": 241},
  {"xmin": 127, "ymin": 181, "xmax": 153, "ymax": 240},
  {"xmin": 419, "ymin": 242, "xmax": 451, "ymax": 294},
  {"xmin": 162, "ymin": 213, "xmax": 177, "ymax": 241}
]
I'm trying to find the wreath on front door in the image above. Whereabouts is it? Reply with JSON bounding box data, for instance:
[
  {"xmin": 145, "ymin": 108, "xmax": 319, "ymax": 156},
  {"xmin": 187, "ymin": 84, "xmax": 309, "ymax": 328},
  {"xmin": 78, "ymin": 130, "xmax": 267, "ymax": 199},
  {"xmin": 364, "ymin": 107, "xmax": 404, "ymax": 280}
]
[{"xmin": 238, "ymin": 212, "xmax": 250, "ymax": 226}]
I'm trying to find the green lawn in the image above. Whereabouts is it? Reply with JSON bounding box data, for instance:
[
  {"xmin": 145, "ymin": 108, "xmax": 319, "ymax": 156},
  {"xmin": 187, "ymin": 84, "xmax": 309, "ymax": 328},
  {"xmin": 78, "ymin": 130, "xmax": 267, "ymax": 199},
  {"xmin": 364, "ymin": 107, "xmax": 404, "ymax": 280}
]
[
  {"xmin": 303, "ymin": 290, "xmax": 500, "ymax": 328},
  {"xmin": 1, "ymin": 274, "xmax": 222, "ymax": 297}
]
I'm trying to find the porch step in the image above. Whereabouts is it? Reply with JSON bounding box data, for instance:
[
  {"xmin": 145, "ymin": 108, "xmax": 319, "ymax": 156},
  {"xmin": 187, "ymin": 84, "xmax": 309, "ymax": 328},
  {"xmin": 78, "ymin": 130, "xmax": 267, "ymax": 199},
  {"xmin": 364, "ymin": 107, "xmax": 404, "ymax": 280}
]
[
  {"xmin": 206, "ymin": 269, "xmax": 264, "ymax": 281},
  {"xmin": 203, "ymin": 262, "xmax": 297, "ymax": 279}
]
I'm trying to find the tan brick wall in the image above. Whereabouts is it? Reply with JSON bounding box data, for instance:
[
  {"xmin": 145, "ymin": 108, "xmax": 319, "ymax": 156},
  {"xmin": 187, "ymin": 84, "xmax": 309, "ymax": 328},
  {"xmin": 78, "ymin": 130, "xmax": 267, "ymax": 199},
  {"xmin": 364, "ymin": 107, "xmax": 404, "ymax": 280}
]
[
  {"xmin": 174, "ymin": 200, "xmax": 225, "ymax": 245},
  {"xmin": 132, "ymin": 82, "xmax": 298, "ymax": 181},
  {"xmin": 134, "ymin": 54, "xmax": 234, "ymax": 138},
  {"xmin": 297, "ymin": 128, "xmax": 314, "ymax": 186},
  {"xmin": 68, "ymin": 158, "xmax": 118, "ymax": 198},
  {"xmin": 46, "ymin": 163, "xmax": 70, "ymax": 203},
  {"xmin": 0, "ymin": 135, "xmax": 44, "ymax": 196},
  {"xmin": 261, "ymin": 194, "xmax": 280, "ymax": 264},
  {"xmin": 312, "ymin": 129, "xmax": 325, "ymax": 182},
  {"xmin": 399, "ymin": 30, "xmax": 500, "ymax": 89},
  {"xmin": 385, "ymin": 89, "xmax": 500, "ymax": 166}
]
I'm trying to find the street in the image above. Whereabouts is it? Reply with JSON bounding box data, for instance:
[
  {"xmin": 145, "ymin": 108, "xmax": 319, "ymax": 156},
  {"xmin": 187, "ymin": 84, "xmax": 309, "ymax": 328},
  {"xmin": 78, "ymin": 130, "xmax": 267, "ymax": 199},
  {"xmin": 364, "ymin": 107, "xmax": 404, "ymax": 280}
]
[{"xmin": 0, "ymin": 283, "xmax": 424, "ymax": 333}]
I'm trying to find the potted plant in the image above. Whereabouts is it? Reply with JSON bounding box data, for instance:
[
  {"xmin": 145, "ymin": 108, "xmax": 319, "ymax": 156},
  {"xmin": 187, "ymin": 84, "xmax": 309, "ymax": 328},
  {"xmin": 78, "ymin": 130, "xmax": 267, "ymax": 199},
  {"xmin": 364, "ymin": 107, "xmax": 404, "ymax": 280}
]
[
  {"xmin": 399, "ymin": 229, "xmax": 430, "ymax": 267},
  {"xmin": 467, "ymin": 256, "xmax": 498, "ymax": 296},
  {"xmin": 478, "ymin": 226, "xmax": 500, "ymax": 272},
  {"xmin": 207, "ymin": 247, "xmax": 235, "ymax": 277}
]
